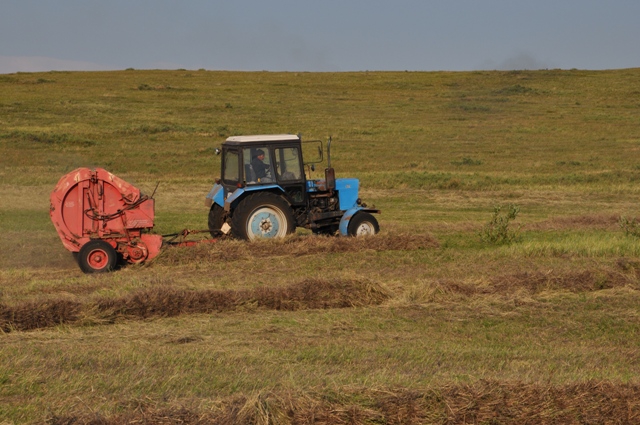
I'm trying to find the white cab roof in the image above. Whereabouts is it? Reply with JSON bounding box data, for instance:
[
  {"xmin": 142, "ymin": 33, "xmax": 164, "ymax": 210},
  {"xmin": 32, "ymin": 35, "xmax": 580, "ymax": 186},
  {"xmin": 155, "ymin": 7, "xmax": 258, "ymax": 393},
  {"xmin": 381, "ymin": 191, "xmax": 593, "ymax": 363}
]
[{"xmin": 226, "ymin": 134, "xmax": 300, "ymax": 143}]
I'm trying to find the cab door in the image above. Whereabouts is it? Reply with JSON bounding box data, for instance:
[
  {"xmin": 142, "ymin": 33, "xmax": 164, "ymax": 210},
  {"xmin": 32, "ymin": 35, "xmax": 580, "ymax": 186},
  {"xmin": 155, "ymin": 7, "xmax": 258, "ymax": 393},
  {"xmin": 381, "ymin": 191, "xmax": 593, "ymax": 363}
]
[
  {"xmin": 221, "ymin": 148, "xmax": 240, "ymax": 192},
  {"xmin": 274, "ymin": 146, "xmax": 306, "ymax": 206}
]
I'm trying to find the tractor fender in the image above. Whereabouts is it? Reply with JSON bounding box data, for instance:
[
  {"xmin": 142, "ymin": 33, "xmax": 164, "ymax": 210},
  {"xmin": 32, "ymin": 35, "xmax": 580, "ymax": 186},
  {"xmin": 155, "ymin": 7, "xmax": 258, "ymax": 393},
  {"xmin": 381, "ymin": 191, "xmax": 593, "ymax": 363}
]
[
  {"xmin": 224, "ymin": 185, "xmax": 284, "ymax": 212},
  {"xmin": 204, "ymin": 183, "xmax": 225, "ymax": 208},
  {"xmin": 338, "ymin": 207, "xmax": 380, "ymax": 236}
]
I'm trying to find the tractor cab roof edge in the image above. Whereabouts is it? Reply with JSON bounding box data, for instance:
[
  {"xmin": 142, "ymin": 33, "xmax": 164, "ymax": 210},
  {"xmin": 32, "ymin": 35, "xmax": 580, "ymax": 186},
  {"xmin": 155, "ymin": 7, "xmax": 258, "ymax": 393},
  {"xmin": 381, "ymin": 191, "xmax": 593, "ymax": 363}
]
[{"xmin": 225, "ymin": 134, "xmax": 300, "ymax": 144}]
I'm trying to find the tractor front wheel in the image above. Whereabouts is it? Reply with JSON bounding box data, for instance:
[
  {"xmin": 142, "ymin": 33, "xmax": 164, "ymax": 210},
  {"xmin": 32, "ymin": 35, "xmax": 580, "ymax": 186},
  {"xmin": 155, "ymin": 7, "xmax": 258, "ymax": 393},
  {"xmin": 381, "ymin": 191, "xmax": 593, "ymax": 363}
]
[
  {"xmin": 232, "ymin": 192, "xmax": 295, "ymax": 241},
  {"xmin": 77, "ymin": 240, "xmax": 118, "ymax": 273},
  {"xmin": 347, "ymin": 212, "xmax": 380, "ymax": 236}
]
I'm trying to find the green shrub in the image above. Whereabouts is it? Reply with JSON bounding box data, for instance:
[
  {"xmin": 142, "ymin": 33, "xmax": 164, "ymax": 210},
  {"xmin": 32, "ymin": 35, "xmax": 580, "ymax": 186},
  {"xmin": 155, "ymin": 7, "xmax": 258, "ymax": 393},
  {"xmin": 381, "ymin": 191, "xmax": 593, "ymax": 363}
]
[{"xmin": 479, "ymin": 204, "xmax": 521, "ymax": 245}]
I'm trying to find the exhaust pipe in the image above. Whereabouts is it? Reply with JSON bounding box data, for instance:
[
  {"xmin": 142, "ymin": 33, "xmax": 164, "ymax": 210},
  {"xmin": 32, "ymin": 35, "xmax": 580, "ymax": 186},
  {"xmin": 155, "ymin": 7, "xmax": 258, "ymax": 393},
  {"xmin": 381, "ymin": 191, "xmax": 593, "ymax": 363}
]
[{"xmin": 325, "ymin": 136, "xmax": 335, "ymax": 190}]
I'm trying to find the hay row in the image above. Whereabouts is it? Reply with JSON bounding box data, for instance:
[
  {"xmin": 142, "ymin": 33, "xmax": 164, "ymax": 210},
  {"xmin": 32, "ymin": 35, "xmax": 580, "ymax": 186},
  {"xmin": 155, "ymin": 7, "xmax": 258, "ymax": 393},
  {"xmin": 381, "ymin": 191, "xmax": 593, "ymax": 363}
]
[
  {"xmin": 3, "ymin": 266, "xmax": 638, "ymax": 332},
  {"xmin": 460, "ymin": 268, "xmax": 638, "ymax": 296},
  {"xmin": 0, "ymin": 278, "xmax": 390, "ymax": 332},
  {"xmin": 46, "ymin": 380, "xmax": 640, "ymax": 425},
  {"xmin": 524, "ymin": 213, "xmax": 622, "ymax": 231},
  {"xmin": 156, "ymin": 233, "xmax": 440, "ymax": 265}
]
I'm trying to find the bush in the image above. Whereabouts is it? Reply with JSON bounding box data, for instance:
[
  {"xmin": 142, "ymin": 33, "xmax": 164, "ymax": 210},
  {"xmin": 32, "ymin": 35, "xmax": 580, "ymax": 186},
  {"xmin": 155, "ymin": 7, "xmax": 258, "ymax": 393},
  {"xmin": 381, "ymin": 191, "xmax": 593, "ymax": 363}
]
[{"xmin": 479, "ymin": 204, "xmax": 521, "ymax": 245}]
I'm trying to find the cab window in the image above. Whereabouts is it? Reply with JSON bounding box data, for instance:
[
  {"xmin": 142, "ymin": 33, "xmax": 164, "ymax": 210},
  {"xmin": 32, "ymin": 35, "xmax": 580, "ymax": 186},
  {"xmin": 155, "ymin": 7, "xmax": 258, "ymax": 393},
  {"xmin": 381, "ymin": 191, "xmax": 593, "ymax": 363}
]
[
  {"xmin": 275, "ymin": 147, "xmax": 303, "ymax": 182},
  {"xmin": 244, "ymin": 147, "xmax": 274, "ymax": 184},
  {"xmin": 222, "ymin": 149, "xmax": 239, "ymax": 184}
]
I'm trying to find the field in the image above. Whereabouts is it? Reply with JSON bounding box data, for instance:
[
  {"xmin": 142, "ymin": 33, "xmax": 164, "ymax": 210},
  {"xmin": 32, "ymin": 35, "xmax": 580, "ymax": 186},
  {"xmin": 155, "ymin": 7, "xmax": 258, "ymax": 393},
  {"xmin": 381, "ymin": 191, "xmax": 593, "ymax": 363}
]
[{"xmin": 1, "ymin": 68, "xmax": 640, "ymax": 424}]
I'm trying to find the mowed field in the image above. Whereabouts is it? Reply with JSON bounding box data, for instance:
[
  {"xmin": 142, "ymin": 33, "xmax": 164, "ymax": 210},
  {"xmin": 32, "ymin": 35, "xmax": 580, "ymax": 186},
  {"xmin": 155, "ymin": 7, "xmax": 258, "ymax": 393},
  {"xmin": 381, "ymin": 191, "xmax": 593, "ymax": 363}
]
[{"xmin": 1, "ymin": 68, "xmax": 640, "ymax": 424}]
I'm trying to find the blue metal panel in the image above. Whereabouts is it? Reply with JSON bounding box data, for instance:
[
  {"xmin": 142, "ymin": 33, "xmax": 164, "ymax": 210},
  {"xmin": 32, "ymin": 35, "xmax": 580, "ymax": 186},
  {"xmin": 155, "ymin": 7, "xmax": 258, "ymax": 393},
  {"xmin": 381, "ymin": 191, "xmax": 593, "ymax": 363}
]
[
  {"xmin": 336, "ymin": 178, "xmax": 359, "ymax": 210},
  {"xmin": 205, "ymin": 184, "xmax": 225, "ymax": 207},
  {"xmin": 223, "ymin": 185, "xmax": 284, "ymax": 211},
  {"xmin": 338, "ymin": 206, "xmax": 365, "ymax": 236},
  {"xmin": 224, "ymin": 188, "xmax": 245, "ymax": 210}
]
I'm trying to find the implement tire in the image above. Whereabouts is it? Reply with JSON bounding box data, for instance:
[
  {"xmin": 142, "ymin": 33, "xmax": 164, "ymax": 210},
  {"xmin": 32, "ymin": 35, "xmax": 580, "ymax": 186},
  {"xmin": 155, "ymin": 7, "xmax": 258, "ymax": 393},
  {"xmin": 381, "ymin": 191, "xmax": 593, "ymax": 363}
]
[
  {"xmin": 231, "ymin": 192, "xmax": 295, "ymax": 241},
  {"xmin": 77, "ymin": 240, "xmax": 117, "ymax": 273}
]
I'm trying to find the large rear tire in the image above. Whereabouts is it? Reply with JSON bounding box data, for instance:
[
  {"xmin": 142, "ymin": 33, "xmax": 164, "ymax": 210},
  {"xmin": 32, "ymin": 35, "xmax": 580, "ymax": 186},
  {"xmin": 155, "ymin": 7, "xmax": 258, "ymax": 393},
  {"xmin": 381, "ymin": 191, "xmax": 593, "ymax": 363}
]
[
  {"xmin": 231, "ymin": 192, "xmax": 295, "ymax": 241},
  {"xmin": 208, "ymin": 204, "xmax": 225, "ymax": 238},
  {"xmin": 347, "ymin": 212, "xmax": 379, "ymax": 236},
  {"xmin": 77, "ymin": 240, "xmax": 118, "ymax": 273}
]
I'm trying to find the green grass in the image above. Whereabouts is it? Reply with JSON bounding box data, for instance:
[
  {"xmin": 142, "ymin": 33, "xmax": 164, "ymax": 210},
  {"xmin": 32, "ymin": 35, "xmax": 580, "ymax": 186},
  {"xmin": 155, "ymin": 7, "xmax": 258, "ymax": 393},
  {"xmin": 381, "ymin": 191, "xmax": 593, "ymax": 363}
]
[{"xmin": 2, "ymin": 68, "xmax": 640, "ymax": 423}]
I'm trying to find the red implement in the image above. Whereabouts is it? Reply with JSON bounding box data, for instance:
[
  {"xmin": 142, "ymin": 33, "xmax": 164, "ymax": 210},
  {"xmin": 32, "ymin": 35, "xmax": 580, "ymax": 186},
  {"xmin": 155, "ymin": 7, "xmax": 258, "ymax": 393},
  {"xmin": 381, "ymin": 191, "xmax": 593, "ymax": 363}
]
[{"xmin": 50, "ymin": 168, "xmax": 163, "ymax": 273}]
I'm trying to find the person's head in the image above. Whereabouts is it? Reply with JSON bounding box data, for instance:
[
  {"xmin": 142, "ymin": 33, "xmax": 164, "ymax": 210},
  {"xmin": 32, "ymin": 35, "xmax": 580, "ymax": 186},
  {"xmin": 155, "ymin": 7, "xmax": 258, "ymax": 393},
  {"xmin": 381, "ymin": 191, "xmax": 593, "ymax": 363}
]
[{"xmin": 255, "ymin": 149, "xmax": 265, "ymax": 160}]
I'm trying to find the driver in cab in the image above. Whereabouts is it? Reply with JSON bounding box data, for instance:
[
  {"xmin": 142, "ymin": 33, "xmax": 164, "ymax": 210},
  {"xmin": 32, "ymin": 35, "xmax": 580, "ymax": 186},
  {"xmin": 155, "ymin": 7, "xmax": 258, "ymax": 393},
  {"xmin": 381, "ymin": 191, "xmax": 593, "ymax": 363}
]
[{"xmin": 251, "ymin": 149, "xmax": 269, "ymax": 181}]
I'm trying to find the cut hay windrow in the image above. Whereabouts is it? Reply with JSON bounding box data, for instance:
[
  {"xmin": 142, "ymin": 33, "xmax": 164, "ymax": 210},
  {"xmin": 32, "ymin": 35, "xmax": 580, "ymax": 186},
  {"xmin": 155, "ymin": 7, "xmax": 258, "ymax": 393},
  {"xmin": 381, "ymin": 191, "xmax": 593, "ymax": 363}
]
[
  {"xmin": 447, "ymin": 268, "xmax": 639, "ymax": 297},
  {"xmin": 155, "ymin": 233, "xmax": 440, "ymax": 266},
  {"xmin": 0, "ymin": 299, "xmax": 82, "ymax": 333},
  {"xmin": 525, "ymin": 213, "xmax": 621, "ymax": 232},
  {"xmin": 489, "ymin": 268, "xmax": 637, "ymax": 293},
  {"xmin": 45, "ymin": 380, "xmax": 640, "ymax": 425},
  {"xmin": 0, "ymin": 278, "xmax": 390, "ymax": 332}
]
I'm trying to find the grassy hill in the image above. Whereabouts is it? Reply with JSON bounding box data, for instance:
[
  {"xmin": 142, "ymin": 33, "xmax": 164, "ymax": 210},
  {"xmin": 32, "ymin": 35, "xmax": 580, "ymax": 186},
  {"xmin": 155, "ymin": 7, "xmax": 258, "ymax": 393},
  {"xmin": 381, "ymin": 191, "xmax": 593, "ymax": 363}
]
[{"xmin": 1, "ymin": 68, "xmax": 640, "ymax": 423}]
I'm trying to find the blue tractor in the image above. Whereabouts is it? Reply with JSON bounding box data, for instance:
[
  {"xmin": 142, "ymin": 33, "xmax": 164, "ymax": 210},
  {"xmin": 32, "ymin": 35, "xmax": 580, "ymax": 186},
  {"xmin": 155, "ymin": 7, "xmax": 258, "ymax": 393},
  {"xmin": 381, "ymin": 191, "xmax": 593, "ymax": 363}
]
[{"xmin": 205, "ymin": 134, "xmax": 380, "ymax": 240}]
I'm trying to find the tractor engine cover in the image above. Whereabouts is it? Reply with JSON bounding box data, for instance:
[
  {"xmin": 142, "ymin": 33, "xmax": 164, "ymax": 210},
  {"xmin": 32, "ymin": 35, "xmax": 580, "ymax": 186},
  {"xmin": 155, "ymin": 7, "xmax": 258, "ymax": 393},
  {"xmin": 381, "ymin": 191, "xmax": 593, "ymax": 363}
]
[{"xmin": 50, "ymin": 167, "xmax": 162, "ymax": 270}]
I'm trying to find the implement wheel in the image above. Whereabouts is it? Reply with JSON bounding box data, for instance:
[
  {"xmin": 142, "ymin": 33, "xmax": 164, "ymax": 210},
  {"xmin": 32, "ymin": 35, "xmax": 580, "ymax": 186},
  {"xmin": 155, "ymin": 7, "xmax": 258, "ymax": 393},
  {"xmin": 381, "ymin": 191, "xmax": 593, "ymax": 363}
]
[
  {"xmin": 232, "ymin": 192, "xmax": 295, "ymax": 241},
  {"xmin": 77, "ymin": 240, "xmax": 117, "ymax": 273},
  {"xmin": 347, "ymin": 212, "xmax": 379, "ymax": 236}
]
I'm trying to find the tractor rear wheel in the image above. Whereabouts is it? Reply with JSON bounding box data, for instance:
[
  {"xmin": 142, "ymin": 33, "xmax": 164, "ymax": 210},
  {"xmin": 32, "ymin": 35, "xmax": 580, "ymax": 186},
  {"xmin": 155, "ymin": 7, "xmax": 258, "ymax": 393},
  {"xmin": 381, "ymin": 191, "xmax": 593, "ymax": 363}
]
[
  {"xmin": 77, "ymin": 240, "xmax": 118, "ymax": 273},
  {"xmin": 208, "ymin": 204, "xmax": 225, "ymax": 238},
  {"xmin": 232, "ymin": 192, "xmax": 295, "ymax": 241},
  {"xmin": 347, "ymin": 212, "xmax": 379, "ymax": 236}
]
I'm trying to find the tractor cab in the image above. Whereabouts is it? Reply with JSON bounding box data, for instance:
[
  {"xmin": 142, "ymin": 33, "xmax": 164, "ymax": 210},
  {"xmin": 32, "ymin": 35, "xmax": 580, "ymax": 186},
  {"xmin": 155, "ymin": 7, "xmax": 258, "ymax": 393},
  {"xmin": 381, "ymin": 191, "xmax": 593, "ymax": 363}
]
[{"xmin": 218, "ymin": 134, "xmax": 317, "ymax": 206}]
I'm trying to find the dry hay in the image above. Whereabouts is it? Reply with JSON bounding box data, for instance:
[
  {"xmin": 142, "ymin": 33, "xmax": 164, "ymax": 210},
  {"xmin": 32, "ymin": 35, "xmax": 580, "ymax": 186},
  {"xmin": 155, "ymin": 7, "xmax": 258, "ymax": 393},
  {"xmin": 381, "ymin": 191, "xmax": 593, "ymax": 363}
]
[
  {"xmin": 0, "ymin": 278, "xmax": 390, "ymax": 332},
  {"xmin": 157, "ymin": 233, "xmax": 440, "ymax": 266},
  {"xmin": 525, "ymin": 213, "xmax": 621, "ymax": 232},
  {"xmin": 0, "ymin": 298, "xmax": 82, "ymax": 332},
  {"xmin": 490, "ymin": 268, "xmax": 636, "ymax": 293},
  {"xmin": 46, "ymin": 380, "xmax": 640, "ymax": 425},
  {"xmin": 430, "ymin": 267, "xmax": 639, "ymax": 299},
  {"xmin": 4, "ymin": 266, "xmax": 637, "ymax": 332}
]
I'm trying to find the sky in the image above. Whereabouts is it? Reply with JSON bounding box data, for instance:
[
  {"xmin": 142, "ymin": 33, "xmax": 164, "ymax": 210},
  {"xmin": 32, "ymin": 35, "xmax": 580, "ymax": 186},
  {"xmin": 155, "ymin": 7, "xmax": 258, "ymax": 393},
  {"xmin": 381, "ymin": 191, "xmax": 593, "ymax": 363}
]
[{"xmin": 1, "ymin": 0, "xmax": 639, "ymax": 74}]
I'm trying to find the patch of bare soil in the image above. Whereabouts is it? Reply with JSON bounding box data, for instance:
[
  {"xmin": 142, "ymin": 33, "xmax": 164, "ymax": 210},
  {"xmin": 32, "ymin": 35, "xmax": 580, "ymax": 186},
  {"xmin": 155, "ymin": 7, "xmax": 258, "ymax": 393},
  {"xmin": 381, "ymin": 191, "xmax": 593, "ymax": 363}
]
[
  {"xmin": 0, "ymin": 278, "xmax": 390, "ymax": 332},
  {"xmin": 46, "ymin": 381, "xmax": 640, "ymax": 425}
]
